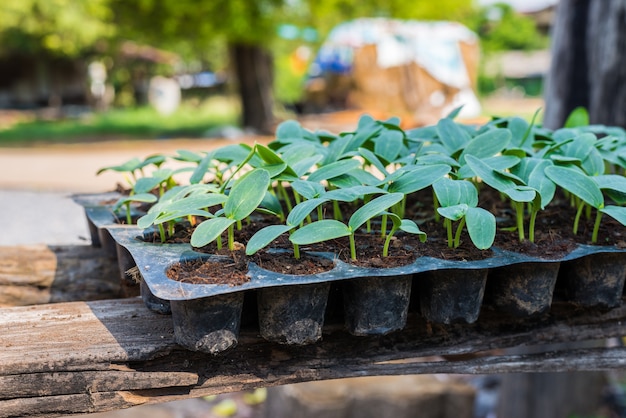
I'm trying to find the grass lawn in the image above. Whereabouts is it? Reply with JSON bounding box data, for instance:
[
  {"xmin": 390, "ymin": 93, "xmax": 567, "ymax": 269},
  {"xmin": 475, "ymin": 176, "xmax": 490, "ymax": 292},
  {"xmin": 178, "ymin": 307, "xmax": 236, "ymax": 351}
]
[
  {"xmin": 0, "ymin": 96, "xmax": 240, "ymax": 146},
  {"xmin": 0, "ymin": 95, "xmax": 544, "ymax": 146}
]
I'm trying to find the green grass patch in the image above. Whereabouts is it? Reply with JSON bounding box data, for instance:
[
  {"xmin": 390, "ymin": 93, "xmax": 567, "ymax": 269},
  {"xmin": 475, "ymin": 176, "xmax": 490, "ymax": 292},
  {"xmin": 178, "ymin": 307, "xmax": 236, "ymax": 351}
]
[{"xmin": 0, "ymin": 96, "xmax": 240, "ymax": 146}]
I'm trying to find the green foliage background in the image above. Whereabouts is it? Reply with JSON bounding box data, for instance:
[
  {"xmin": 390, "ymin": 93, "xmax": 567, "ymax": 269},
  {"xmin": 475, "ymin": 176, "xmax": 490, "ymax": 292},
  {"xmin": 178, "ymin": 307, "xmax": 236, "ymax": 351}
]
[{"xmin": 0, "ymin": 0, "xmax": 549, "ymax": 121}]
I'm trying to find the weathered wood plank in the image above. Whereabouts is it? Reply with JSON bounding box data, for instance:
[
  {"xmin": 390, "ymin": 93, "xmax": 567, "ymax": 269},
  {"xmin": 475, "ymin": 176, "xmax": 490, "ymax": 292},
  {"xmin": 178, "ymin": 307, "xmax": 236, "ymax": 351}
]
[
  {"xmin": 0, "ymin": 299, "xmax": 174, "ymax": 375},
  {"xmin": 2, "ymin": 297, "xmax": 626, "ymax": 417},
  {"xmin": 2, "ymin": 347, "xmax": 626, "ymax": 417},
  {"xmin": 0, "ymin": 244, "xmax": 123, "ymax": 306}
]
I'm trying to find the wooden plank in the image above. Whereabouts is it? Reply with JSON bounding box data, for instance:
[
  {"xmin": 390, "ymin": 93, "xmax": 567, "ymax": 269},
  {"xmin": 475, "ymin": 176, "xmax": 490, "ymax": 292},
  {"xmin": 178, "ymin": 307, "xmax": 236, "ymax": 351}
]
[
  {"xmin": 0, "ymin": 244, "xmax": 123, "ymax": 306},
  {"xmin": 2, "ymin": 298, "xmax": 626, "ymax": 416}
]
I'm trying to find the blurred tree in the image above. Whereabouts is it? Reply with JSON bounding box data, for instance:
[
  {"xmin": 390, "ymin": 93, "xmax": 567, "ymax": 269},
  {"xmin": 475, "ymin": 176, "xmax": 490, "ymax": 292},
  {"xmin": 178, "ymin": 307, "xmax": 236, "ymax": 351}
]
[
  {"xmin": 110, "ymin": 0, "xmax": 284, "ymax": 134},
  {"xmin": 467, "ymin": 3, "xmax": 548, "ymax": 53},
  {"xmin": 0, "ymin": 0, "xmax": 113, "ymax": 57},
  {"xmin": 305, "ymin": 0, "xmax": 476, "ymax": 40},
  {"xmin": 0, "ymin": 0, "xmax": 481, "ymax": 132}
]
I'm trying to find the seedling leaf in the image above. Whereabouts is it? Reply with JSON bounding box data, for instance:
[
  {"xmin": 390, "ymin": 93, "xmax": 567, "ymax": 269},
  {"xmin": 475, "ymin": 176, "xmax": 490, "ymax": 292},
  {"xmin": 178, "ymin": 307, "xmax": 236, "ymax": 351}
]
[
  {"xmin": 289, "ymin": 220, "xmax": 351, "ymax": 245},
  {"xmin": 190, "ymin": 217, "xmax": 237, "ymax": 247},
  {"xmin": 349, "ymin": 193, "xmax": 404, "ymax": 231},
  {"xmin": 465, "ymin": 207, "xmax": 496, "ymax": 249},
  {"xmin": 600, "ymin": 206, "xmax": 626, "ymax": 226},
  {"xmin": 222, "ymin": 169, "xmax": 270, "ymax": 219},
  {"xmin": 545, "ymin": 166, "xmax": 604, "ymax": 209},
  {"xmin": 246, "ymin": 224, "xmax": 294, "ymax": 255}
]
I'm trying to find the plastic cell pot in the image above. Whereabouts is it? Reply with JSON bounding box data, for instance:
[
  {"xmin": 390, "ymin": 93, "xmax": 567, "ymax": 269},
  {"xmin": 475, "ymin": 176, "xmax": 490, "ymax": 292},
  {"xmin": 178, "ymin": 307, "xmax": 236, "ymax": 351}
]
[
  {"xmin": 257, "ymin": 282, "xmax": 330, "ymax": 345},
  {"xmin": 170, "ymin": 292, "xmax": 244, "ymax": 354},
  {"xmin": 485, "ymin": 262, "xmax": 560, "ymax": 317},
  {"xmin": 417, "ymin": 268, "xmax": 488, "ymax": 324},
  {"xmin": 556, "ymin": 252, "xmax": 626, "ymax": 309},
  {"xmin": 342, "ymin": 275, "xmax": 412, "ymax": 336}
]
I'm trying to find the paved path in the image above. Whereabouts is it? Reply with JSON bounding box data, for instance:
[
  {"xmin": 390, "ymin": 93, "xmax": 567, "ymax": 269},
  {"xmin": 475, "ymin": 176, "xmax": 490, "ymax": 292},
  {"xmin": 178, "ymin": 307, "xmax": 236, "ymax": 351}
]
[{"xmin": 0, "ymin": 137, "xmax": 269, "ymax": 245}]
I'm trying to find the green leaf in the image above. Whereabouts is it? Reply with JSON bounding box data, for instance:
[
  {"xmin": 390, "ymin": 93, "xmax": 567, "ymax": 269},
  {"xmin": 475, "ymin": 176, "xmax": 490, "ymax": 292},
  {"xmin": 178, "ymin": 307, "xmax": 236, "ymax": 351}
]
[
  {"xmin": 459, "ymin": 128, "xmax": 511, "ymax": 164},
  {"xmin": 400, "ymin": 219, "xmax": 427, "ymax": 242},
  {"xmin": 504, "ymin": 186, "xmax": 537, "ymax": 203},
  {"xmin": 545, "ymin": 166, "xmax": 604, "ymax": 209},
  {"xmin": 465, "ymin": 155, "xmax": 536, "ymax": 202},
  {"xmin": 154, "ymin": 209, "xmax": 212, "ymax": 224},
  {"xmin": 387, "ymin": 164, "xmax": 451, "ymax": 194},
  {"xmin": 287, "ymin": 197, "xmax": 329, "ymax": 226},
  {"xmin": 507, "ymin": 117, "xmax": 530, "ymax": 148},
  {"xmin": 600, "ymin": 206, "xmax": 626, "ymax": 226},
  {"xmin": 323, "ymin": 186, "xmax": 383, "ymax": 202},
  {"xmin": 174, "ymin": 149, "xmax": 204, "ymax": 163},
  {"xmin": 308, "ymin": 158, "xmax": 362, "ymax": 183},
  {"xmin": 437, "ymin": 204, "xmax": 469, "ymax": 221},
  {"xmin": 433, "ymin": 178, "xmax": 478, "ymax": 207},
  {"xmin": 358, "ymin": 147, "xmax": 389, "ymax": 176},
  {"xmin": 164, "ymin": 193, "xmax": 227, "ymax": 212},
  {"xmin": 275, "ymin": 120, "xmax": 303, "ymax": 141},
  {"xmin": 437, "ymin": 118, "xmax": 471, "ymax": 154},
  {"xmin": 564, "ymin": 106, "xmax": 589, "ymax": 128},
  {"xmin": 581, "ymin": 148, "xmax": 605, "ymax": 176},
  {"xmin": 593, "ymin": 174, "xmax": 626, "ymax": 193},
  {"xmin": 465, "ymin": 207, "xmax": 496, "ymax": 249},
  {"xmin": 189, "ymin": 152, "xmax": 214, "ymax": 184},
  {"xmin": 291, "ymin": 179, "xmax": 326, "ymax": 199},
  {"xmin": 97, "ymin": 157, "xmax": 142, "ymax": 175},
  {"xmin": 133, "ymin": 176, "xmax": 164, "ymax": 194},
  {"xmin": 415, "ymin": 153, "xmax": 460, "ymax": 167},
  {"xmin": 323, "ymin": 134, "xmax": 352, "ymax": 165},
  {"xmin": 457, "ymin": 155, "xmax": 520, "ymax": 179},
  {"xmin": 255, "ymin": 143, "xmax": 298, "ymax": 178},
  {"xmin": 291, "ymin": 155, "xmax": 323, "ymax": 178},
  {"xmin": 137, "ymin": 211, "xmax": 159, "ymax": 229},
  {"xmin": 349, "ymin": 193, "xmax": 404, "ymax": 231},
  {"xmin": 527, "ymin": 159, "xmax": 556, "ymax": 209},
  {"xmin": 260, "ymin": 191, "xmax": 284, "ymax": 217},
  {"xmin": 224, "ymin": 169, "xmax": 271, "ymax": 220},
  {"xmin": 289, "ymin": 220, "xmax": 351, "ymax": 245},
  {"xmin": 465, "ymin": 155, "xmax": 516, "ymax": 193},
  {"xmin": 593, "ymin": 175, "xmax": 626, "ymax": 204},
  {"xmin": 112, "ymin": 193, "xmax": 157, "ymax": 212},
  {"xmin": 190, "ymin": 217, "xmax": 237, "ymax": 247},
  {"xmin": 246, "ymin": 225, "xmax": 294, "ymax": 255},
  {"xmin": 374, "ymin": 129, "xmax": 404, "ymax": 163}
]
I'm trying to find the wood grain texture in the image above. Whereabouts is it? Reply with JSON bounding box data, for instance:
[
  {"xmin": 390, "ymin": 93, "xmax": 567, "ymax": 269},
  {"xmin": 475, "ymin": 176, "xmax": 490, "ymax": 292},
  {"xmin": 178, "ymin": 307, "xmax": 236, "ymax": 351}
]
[
  {"xmin": 0, "ymin": 244, "xmax": 121, "ymax": 306},
  {"xmin": 2, "ymin": 297, "xmax": 626, "ymax": 417}
]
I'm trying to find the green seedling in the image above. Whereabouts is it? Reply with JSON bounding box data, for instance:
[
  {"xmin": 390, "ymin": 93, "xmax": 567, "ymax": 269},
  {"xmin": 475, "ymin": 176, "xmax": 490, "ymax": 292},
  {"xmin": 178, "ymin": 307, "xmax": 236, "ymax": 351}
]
[
  {"xmin": 433, "ymin": 177, "xmax": 495, "ymax": 249},
  {"xmin": 545, "ymin": 166, "xmax": 626, "ymax": 243},
  {"xmin": 246, "ymin": 197, "xmax": 329, "ymax": 259},
  {"xmin": 246, "ymin": 185, "xmax": 388, "ymax": 258},
  {"xmin": 289, "ymin": 192, "xmax": 405, "ymax": 261},
  {"xmin": 97, "ymin": 154, "xmax": 167, "ymax": 187},
  {"xmin": 381, "ymin": 211, "xmax": 427, "ymax": 257},
  {"xmin": 137, "ymin": 184, "xmax": 226, "ymax": 243},
  {"xmin": 465, "ymin": 155, "xmax": 537, "ymax": 242},
  {"xmin": 112, "ymin": 193, "xmax": 158, "ymax": 225},
  {"xmin": 509, "ymin": 157, "xmax": 557, "ymax": 242},
  {"xmin": 191, "ymin": 168, "xmax": 271, "ymax": 251}
]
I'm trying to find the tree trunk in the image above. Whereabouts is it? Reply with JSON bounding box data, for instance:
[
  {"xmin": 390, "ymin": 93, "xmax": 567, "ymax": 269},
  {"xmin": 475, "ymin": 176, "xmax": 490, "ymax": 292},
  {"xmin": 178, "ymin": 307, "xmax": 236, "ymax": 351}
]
[
  {"xmin": 499, "ymin": 2, "xmax": 626, "ymax": 416},
  {"xmin": 229, "ymin": 42, "xmax": 275, "ymax": 134},
  {"xmin": 543, "ymin": 0, "xmax": 626, "ymax": 129}
]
